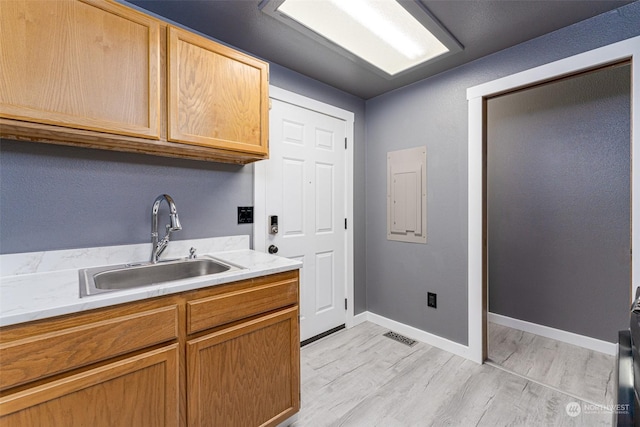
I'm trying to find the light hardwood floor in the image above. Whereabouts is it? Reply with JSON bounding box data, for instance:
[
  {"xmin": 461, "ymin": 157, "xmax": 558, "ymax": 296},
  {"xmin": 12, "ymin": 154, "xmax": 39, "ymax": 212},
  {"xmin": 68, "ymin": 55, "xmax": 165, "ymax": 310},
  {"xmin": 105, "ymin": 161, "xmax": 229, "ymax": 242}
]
[
  {"xmin": 487, "ymin": 321, "xmax": 615, "ymax": 407},
  {"xmin": 292, "ymin": 322, "xmax": 612, "ymax": 426}
]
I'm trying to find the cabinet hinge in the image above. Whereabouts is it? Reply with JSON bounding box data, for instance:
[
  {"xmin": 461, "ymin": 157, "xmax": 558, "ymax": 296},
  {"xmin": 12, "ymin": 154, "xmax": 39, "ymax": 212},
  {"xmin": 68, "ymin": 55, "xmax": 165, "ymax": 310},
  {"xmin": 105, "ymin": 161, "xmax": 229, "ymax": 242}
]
[
  {"xmin": 345, "ymin": 137, "xmax": 347, "ymax": 149},
  {"xmin": 345, "ymin": 298, "xmax": 348, "ymax": 310},
  {"xmin": 344, "ymin": 218, "xmax": 347, "ymax": 229}
]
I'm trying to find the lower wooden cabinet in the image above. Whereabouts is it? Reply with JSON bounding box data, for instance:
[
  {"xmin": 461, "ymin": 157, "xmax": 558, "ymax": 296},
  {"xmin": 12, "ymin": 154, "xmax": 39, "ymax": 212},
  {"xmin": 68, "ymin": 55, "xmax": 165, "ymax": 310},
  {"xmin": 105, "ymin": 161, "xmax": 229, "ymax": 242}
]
[
  {"xmin": 0, "ymin": 270, "xmax": 300, "ymax": 427},
  {"xmin": 187, "ymin": 307, "xmax": 300, "ymax": 427},
  {"xmin": 0, "ymin": 344, "xmax": 179, "ymax": 426}
]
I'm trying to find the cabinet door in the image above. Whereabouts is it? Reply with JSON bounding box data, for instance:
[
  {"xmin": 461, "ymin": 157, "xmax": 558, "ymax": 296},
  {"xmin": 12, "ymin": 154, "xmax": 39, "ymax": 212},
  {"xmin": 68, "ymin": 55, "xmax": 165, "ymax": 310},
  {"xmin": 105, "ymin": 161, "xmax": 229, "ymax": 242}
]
[
  {"xmin": 0, "ymin": 345, "xmax": 179, "ymax": 427},
  {"xmin": 187, "ymin": 307, "xmax": 299, "ymax": 427},
  {"xmin": 167, "ymin": 26, "xmax": 269, "ymax": 156},
  {"xmin": 0, "ymin": 0, "xmax": 161, "ymax": 139}
]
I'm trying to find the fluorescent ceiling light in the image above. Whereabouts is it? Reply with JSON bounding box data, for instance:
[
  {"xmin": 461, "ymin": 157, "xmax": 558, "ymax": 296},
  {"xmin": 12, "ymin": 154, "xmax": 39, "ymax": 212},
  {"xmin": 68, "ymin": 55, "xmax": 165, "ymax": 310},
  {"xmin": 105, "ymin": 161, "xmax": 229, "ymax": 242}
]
[{"xmin": 260, "ymin": 0, "xmax": 462, "ymax": 77}]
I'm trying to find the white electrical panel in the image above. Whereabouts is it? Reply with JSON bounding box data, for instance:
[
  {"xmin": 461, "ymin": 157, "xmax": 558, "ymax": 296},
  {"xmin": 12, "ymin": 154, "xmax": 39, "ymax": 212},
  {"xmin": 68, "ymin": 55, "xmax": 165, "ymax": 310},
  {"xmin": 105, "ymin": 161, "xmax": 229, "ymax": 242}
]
[{"xmin": 387, "ymin": 146, "xmax": 427, "ymax": 244}]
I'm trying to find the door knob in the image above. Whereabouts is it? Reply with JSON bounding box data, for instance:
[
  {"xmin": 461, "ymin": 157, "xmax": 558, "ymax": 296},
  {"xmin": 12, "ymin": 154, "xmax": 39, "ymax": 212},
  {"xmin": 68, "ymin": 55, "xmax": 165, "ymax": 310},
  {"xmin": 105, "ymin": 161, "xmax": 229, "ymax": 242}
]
[{"xmin": 268, "ymin": 245, "xmax": 279, "ymax": 254}]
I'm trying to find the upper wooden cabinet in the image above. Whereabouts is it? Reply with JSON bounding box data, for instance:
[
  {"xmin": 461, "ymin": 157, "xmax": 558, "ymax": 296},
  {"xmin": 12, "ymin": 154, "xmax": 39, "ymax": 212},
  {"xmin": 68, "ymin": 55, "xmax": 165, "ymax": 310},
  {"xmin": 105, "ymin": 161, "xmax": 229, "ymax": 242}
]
[
  {"xmin": 168, "ymin": 26, "xmax": 269, "ymax": 157},
  {"xmin": 0, "ymin": 0, "xmax": 161, "ymax": 139},
  {"xmin": 0, "ymin": 0, "xmax": 269, "ymax": 164}
]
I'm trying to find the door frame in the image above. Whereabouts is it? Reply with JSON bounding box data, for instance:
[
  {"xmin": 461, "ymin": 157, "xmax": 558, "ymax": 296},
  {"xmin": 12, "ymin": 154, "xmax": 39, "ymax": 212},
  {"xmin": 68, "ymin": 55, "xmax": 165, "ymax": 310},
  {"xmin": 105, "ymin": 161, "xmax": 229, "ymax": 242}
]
[
  {"xmin": 466, "ymin": 35, "xmax": 640, "ymax": 364},
  {"xmin": 254, "ymin": 85, "xmax": 356, "ymax": 330}
]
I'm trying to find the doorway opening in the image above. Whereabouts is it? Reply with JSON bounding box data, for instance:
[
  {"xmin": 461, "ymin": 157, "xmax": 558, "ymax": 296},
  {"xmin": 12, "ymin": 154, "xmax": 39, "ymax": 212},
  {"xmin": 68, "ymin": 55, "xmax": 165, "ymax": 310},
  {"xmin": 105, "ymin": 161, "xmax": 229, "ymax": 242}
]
[
  {"xmin": 466, "ymin": 35, "xmax": 640, "ymax": 364},
  {"xmin": 485, "ymin": 62, "xmax": 630, "ymax": 405}
]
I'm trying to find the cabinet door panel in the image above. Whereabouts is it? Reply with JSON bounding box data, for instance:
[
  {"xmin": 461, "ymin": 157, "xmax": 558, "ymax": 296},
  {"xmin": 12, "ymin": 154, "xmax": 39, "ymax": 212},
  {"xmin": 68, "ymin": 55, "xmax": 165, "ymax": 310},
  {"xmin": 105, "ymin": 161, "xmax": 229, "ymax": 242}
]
[
  {"xmin": 168, "ymin": 26, "xmax": 269, "ymax": 156},
  {"xmin": 0, "ymin": 345, "xmax": 179, "ymax": 427},
  {"xmin": 187, "ymin": 307, "xmax": 300, "ymax": 427},
  {"xmin": 0, "ymin": 0, "xmax": 160, "ymax": 139}
]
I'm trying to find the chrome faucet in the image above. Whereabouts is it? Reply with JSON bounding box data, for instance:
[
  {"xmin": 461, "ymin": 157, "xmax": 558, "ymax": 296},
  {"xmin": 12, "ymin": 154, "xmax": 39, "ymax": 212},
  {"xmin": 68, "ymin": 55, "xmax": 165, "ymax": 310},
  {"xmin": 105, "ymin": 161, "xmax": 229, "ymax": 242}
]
[{"xmin": 151, "ymin": 194, "xmax": 182, "ymax": 263}]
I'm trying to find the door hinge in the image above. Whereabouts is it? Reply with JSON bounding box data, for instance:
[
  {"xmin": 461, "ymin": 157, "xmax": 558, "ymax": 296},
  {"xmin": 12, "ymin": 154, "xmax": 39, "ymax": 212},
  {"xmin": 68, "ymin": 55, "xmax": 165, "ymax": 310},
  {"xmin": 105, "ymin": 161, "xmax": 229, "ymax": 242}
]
[
  {"xmin": 344, "ymin": 218, "xmax": 347, "ymax": 229},
  {"xmin": 345, "ymin": 137, "xmax": 347, "ymax": 150},
  {"xmin": 345, "ymin": 298, "xmax": 348, "ymax": 310}
]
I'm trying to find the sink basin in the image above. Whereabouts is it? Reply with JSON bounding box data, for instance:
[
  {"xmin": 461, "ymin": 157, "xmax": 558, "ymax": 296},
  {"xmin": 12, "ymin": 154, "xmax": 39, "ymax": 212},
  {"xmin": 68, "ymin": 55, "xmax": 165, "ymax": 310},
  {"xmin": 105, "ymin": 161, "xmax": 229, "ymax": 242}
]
[{"xmin": 79, "ymin": 256, "xmax": 239, "ymax": 297}]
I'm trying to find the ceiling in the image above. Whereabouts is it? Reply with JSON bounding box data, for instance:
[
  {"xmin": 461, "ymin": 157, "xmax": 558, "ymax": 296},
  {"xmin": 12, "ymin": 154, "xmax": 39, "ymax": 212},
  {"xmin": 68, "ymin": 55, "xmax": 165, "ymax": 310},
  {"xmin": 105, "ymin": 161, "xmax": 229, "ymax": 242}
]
[{"xmin": 126, "ymin": 0, "xmax": 634, "ymax": 100}]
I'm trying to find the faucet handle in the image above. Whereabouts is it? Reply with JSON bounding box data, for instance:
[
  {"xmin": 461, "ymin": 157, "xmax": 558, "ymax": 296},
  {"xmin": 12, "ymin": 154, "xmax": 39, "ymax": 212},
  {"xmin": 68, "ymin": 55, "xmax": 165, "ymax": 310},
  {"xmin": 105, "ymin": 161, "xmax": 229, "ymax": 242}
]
[{"xmin": 189, "ymin": 247, "xmax": 197, "ymax": 259}]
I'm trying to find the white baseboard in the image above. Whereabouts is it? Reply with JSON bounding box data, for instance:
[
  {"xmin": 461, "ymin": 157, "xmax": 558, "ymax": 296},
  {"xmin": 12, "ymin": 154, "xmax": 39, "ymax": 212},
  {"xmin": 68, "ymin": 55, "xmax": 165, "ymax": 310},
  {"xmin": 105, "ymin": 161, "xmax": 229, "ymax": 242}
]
[
  {"xmin": 349, "ymin": 311, "xmax": 368, "ymax": 328},
  {"xmin": 488, "ymin": 312, "xmax": 616, "ymax": 356},
  {"xmin": 344, "ymin": 311, "xmax": 617, "ymax": 359},
  {"xmin": 353, "ymin": 311, "xmax": 472, "ymax": 360}
]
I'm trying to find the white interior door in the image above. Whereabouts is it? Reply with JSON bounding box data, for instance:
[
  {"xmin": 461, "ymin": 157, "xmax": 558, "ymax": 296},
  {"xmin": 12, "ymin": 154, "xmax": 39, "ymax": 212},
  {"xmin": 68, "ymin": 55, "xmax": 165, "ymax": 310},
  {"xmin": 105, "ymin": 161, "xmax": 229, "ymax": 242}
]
[{"xmin": 264, "ymin": 97, "xmax": 347, "ymax": 341}]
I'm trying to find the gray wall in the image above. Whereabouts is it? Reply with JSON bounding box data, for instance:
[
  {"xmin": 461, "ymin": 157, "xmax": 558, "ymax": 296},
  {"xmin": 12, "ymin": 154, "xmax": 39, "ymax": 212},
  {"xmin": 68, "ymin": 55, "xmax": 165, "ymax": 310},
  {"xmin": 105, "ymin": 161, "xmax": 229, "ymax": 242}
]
[
  {"xmin": 487, "ymin": 64, "xmax": 631, "ymax": 342},
  {"xmin": 0, "ymin": 140, "xmax": 254, "ymax": 253},
  {"xmin": 364, "ymin": 2, "xmax": 640, "ymax": 345}
]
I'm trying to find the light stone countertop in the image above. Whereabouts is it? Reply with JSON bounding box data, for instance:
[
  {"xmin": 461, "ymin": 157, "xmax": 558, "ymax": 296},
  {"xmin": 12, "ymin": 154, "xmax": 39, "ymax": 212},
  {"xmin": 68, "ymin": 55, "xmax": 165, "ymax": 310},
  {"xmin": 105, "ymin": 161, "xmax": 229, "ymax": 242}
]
[{"xmin": 0, "ymin": 236, "xmax": 301, "ymax": 327}]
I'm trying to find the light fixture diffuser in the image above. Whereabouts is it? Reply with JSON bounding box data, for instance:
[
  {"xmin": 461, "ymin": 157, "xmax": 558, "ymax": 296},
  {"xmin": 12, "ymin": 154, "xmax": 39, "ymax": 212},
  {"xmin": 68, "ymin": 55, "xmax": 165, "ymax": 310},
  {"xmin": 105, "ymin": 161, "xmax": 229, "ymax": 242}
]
[{"xmin": 260, "ymin": 0, "xmax": 462, "ymax": 78}]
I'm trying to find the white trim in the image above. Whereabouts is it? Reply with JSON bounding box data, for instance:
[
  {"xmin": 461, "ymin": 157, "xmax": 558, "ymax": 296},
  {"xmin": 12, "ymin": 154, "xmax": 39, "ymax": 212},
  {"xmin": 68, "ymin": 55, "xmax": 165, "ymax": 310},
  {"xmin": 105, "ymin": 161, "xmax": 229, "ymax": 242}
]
[
  {"xmin": 269, "ymin": 85, "xmax": 356, "ymax": 121},
  {"xmin": 254, "ymin": 85, "xmax": 356, "ymax": 333},
  {"xmin": 361, "ymin": 309, "xmax": 617, "ymax": 359},
  {"xmin": 467, "ymin": 96, "xmax": 485, "ymax": 364},
  {"xmin": 254, "ymin": 158, "xmax": 267, "ymax": 253},
  {"xmin": 467, "ymin": 35, "xmax": 640, "ymax": 364},
  {"xmin": 351, "ymin": 311, "xmax": 369, "ymax": 327},
  {"xmin": 363, "ymin": 311, "xmax": 471, "ymax": 359},
  {"xmin": 488, "ymin": 313, "xmax": 616, "ymax": 356}
]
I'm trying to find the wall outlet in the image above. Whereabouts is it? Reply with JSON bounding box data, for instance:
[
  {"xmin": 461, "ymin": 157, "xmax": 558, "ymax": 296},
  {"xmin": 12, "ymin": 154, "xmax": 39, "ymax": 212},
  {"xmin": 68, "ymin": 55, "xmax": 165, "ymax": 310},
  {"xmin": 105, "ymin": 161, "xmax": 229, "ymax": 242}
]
[{"xmin": 427, "ymin": 292, "xmax": 437, "ymax": 309}]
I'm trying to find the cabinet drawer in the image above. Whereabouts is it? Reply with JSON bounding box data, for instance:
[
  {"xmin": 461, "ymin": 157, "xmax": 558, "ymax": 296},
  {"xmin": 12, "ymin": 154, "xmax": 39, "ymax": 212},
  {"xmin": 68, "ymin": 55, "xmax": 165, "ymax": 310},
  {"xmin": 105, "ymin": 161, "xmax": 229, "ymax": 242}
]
[
  {"xmin": 187, "ymin": 275, "xmax": 298, "ymax": 334},
  {"xmin": 0, "ymin": 305, "xmax": 178, "ymax": 391}
]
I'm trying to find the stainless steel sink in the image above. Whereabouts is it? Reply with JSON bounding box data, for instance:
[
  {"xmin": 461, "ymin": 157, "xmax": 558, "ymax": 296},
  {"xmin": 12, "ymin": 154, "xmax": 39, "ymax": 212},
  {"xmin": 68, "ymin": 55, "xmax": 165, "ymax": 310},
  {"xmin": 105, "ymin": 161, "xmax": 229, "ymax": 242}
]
[{"xmin": 79, "ymin": 256, "xmax": 239, "ymax": 297}]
